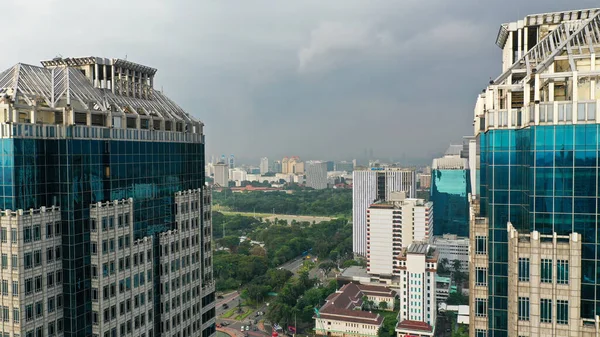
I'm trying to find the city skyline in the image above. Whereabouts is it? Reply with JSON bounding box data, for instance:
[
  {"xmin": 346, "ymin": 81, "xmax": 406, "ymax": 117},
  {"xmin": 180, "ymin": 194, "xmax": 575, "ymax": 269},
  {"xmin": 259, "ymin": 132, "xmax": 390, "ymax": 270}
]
[{"xmin": 2, "ymin": 1, "xmax": 597, "ymax": 161}]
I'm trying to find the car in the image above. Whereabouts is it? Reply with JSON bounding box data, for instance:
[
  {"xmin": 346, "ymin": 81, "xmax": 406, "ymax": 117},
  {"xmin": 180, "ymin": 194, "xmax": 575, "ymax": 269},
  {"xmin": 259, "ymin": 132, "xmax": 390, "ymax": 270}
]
[
  {"xmin": 222, "ymin": 304, "xmax": 229, "ymax": 309},
  {"xmin": 246, "ymin": 326, "xmax": 250, "ymax": 331},
  {"xmin": 253, "ymin": 327, "xmax": 258, "ymax": 331},
  {"xmin": 217, "ymin": 295, "xmax": 224, "ymax": 299},
  {"xmin": 221, "ymin": 322, "xmax": 229, "ymax": 327},
  {"xmin": 241, "ymin": 327, "xmax": 245, "ymax": 332},
  {"xmin": 216, "ymin": 324, "xmax": 222, "ymax": 328}
]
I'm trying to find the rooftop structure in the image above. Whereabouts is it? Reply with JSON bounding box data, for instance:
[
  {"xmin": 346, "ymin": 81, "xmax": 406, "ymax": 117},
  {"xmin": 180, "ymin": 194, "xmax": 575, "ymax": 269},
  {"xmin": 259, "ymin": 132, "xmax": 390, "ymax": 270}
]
[{"xmin": 0, "ymin": 57, "xmax": 202, "ymax": 134}]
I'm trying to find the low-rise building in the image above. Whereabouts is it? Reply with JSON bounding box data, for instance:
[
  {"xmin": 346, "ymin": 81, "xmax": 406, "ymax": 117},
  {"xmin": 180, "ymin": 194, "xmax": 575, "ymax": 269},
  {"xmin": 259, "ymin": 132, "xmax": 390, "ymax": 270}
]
[
  {"xmin": 314, "ymin": 283, "xmax": 390, "ymax": 337},
  {"xmin": 435, "ymin": 275, "xmax": 452, "ymax": 303},
  {"xmin": 432, "ymin": 234, "xmax": 469, "ymax": 273}
]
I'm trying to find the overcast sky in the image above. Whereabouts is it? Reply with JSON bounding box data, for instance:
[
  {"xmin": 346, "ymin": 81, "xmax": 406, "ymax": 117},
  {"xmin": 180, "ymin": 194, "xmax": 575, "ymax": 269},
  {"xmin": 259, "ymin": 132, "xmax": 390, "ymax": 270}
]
[{"xmin": 2, "ymin": 0, "xmax": 598, "ymax": 164}]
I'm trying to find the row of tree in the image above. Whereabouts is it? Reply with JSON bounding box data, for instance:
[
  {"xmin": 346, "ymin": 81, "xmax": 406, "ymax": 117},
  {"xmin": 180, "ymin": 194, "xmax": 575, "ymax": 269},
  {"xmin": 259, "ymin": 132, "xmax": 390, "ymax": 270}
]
[{"xmin": 213, "ymin": 189, "xmax": 352, "ymax": 217}]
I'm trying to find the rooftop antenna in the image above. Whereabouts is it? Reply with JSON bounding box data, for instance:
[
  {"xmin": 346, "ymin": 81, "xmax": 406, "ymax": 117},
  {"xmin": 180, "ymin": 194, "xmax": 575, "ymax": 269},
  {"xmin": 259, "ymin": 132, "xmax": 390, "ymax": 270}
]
[{"xmin": 125, "ymin": 54, "xmax": 128, "ymax": 60}]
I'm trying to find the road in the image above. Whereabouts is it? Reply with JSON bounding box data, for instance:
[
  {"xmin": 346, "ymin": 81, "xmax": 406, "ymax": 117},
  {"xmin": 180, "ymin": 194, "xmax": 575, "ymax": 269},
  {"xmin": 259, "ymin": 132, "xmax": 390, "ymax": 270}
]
[
  {"xmin": 217, "ymin": 292, "xmax": 240, "ymax": 316},
  {"xmin": 279, "ymin": 256, "xmax": 306, "ymax": 273}
]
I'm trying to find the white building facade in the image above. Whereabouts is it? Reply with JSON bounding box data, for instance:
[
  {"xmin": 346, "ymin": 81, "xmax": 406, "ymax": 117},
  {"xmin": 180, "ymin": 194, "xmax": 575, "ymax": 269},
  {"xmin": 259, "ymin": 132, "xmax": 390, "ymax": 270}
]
[
  {"xmin": 352, "ymin": 168, "xmax": 416, "ymax": 257},
  {"xmin": 396, "ymin": 243, "xmax": 437, "ymax": 337},
  {"xmin": 213, "ymin": 163, "xmax": 229, "ymax": 187},
  {"xmin": 432, "ymin": 234, "xmax": 469, "ymax": 273},
  {"xmin": 366, "ymin": 194, "xmax": 433, "ymax": 277},
  {"xmin": 259, "ymin": 157, "xmax": 269, "ymax": 175},
  {"xmin": 305, "ymin": 161, "xmax": 328, "ymax": 190},
  {"xmin": 0, "ymin": 207, "xmax": 63, "ymax": 337}
]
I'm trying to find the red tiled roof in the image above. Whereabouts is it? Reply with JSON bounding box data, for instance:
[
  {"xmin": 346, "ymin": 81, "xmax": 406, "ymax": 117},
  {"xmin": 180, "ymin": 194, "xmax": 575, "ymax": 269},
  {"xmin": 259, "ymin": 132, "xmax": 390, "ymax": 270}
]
[
  {"xmin": 396, "ymin": 320, "xmax": 433, "ymax": 332},
  {"xmin": 355, "ymin": 284, "xmax": 396, "ymax": 297}
]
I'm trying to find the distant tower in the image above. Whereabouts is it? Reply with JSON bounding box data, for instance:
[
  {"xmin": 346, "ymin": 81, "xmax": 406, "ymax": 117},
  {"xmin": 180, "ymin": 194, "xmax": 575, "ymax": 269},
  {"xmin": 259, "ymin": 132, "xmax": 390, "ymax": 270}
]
[
  {"xmin": 221, "ymin": 154, "xmax": 226, "ymax": 163},
  {"xmin": 229, "ymin": 154, "xmax": 235, "ymax": 169}
]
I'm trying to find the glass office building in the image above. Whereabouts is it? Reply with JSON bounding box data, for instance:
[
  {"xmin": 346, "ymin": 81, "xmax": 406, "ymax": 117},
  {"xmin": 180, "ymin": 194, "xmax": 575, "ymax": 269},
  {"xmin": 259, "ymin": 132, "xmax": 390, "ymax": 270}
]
[
  {"xmin": 469, "ymin": 9, "xmax": 600, "ymax": 337},
  {"xmin": 431, "ymin": 146, "xmax": 471, "ymax": 237},
  {"xmin": 0, "ymin": 57, "xmax": 215, "ymax": 337}
]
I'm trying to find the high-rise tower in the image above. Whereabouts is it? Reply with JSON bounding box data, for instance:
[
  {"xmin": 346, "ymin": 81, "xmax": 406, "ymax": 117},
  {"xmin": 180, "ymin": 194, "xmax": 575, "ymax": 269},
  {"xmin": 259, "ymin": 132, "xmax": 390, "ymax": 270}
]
[
  {"xmin": 352, "ymin": 167, "xmax": 416, "ymax": 256},
  {"xmin": 0, "ymin": 57, "xmax": 215, "ymax": 337},
  {"xmin": 469, "ymin": 9, "xmax": 600, "ymax": 337}
]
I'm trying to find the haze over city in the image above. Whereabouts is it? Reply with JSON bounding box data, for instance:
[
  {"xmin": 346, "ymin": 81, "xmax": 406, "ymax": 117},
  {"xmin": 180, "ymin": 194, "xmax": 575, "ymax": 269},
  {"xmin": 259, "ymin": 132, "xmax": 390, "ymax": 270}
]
[{"xmin": 0, "ymin": 0, "xmax": 595, "ymax": 163}]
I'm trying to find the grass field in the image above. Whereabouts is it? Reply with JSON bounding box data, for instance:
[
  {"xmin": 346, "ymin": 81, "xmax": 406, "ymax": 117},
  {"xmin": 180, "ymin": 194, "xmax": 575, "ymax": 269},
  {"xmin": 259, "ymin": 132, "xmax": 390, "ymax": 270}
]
[
  {"xmin": 221, "ymin": 307, "xmax": 237, "ymax": 319},
  {"xmin": 234, "ymin": 307, "xmax": 253, "ymax": 321}
]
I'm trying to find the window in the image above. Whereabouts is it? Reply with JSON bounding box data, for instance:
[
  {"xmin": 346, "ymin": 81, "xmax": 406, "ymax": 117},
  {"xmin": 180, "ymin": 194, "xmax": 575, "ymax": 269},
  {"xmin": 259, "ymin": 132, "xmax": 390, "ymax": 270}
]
[
  {"xmin": 24, "ymin": 253, "xmax": 32, "ymax": 269},
  {"xmin": 11, "ymin": 254, "xmax": 17, "ymax": 269},
  {"xmin": 11, "ymin": 228, "xmax": 17, "ymax": 243},
  {"xmin": 13, "ymin": 308, "xmax": 19, "ymax": 323},
  {"xmin": 47, "ymin": 272, "xmax": 54, "ymax": 288},
  {"xmin": 12, "ymin": 281, "xmax": 18, "ymax": 296},
  {"xmin": 34, "ymin": 250, "xmax": 41, "ymax": 267},
  {"xmin": 25, "ymin": 279, "xmax": 32, "ymax": 294},
  {"xmin": 1, "ymin": 254, "xmax": 7, "ymax": 269},
  {"xmin": 518, "ymin": 297, "xmax": 530, "ymax": 321},
  {"xmin": 475, "ymin": 236, "xmax": 487, "ymax": 254},
  {"xmin": 1, "ymin": 280, "xmax": 7, "ymax": 296},
  {"xmin": 475, "ymin": 298, "xmax": 487, "ymax": 317},
  {"xmin": 91, "ymin": 219, "xmax": 97, "ymax": 232},
  {"xmin": 1, "ymin": 227, "xmax": 6, "ymax": 243},
  {"xmin": 557, "ymin": 300, "xmax": 568, "ymax": 324},
  {"xmin": 102, "ymin": 217, "xmax": 108, "ymax": 231},
  {"xmin": 35, "ymin": 276, "xmax": 42, "ymax": 292},
  {"xmin": 25, "ymin": 304, "xmax": 33, "ymax": 321},
  {"xmin": 47, "ymin": 248, "xmax": 54, "ymax": 262},
  {"xmin": 23, "ymin": 227, "xmax": 31, "ymax": 242},
  {"xmin": 48, "ymin": 297, "xmax": 55, "ymax": 313},
  {"xmin": 46, "ymin": 223, "xmax": 53, "ymax": 238},
  {"xmin": 518, "ymin": 258, "xmax": 530, "ymax": 282},
  {"xmin": 541, "ymin": 259, "xmax": 552, "ymax": 283},
  {"xmin": 33, "ymin": 225, "xmax": 40, "ymax": 241},
  {"xmin": 541, "ymin": 299, "xmax": 552, "ymax": 323},
  {"xmin": 557, "ymin": 260, "xmax": 569, "ymax": 284}
]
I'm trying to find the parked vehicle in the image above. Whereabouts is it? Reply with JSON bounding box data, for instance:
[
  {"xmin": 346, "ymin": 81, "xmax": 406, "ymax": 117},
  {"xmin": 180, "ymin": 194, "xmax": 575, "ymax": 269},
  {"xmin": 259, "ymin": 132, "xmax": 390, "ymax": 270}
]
[
  {"xmin": 217, "ymin": 295, "xmax": 224, "ymax": 299},
  {"xmin": 222, "ymin": 303, "xmax": 229, "ymax": 309}
]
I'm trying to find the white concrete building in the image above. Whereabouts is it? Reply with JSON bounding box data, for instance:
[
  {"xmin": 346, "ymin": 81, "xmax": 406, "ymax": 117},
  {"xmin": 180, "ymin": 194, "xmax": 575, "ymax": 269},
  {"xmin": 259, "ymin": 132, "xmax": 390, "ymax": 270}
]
[
  {"xmin": 259, "ymin": 157, "xmax": 269, "ymax": 175},
  {"xmin": 305, "ymin": 161, "xmax": 328, "ymax": 190},
  {"xmin": 353, "ymin": 167, "xmax": 416, "ymax": 257},
  {"xmin": 432, "ymin": 234, "xmax": 469, "ymax": 273},
  {"xmin": 396, "ymin": 243, "xmax": 437, "ymax": 337},
  {"xmin": 158, "ymin": 189, "xmax": 215, "ymax": 336},
  {"xmin": 366, "ymin": 193, "xmax": 433, "ymax": 277},
  {"xmin": 213, "ymin": 163, "xmax": 229, "ymax": 187},
  {"xmin": 0, "ymin": 207, "xmax": 63, "ymax": 337},
  {"xmin": 90, "ymin": 199, "xmax": 154, "ymax": 337}
]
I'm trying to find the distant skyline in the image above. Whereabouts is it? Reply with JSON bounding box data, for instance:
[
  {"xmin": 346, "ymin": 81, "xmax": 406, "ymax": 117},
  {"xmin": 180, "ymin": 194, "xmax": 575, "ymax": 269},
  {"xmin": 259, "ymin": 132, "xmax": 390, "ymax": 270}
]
[{"xmin": 1, "ymin": 0, "xmax": 596, "ymax": 160}]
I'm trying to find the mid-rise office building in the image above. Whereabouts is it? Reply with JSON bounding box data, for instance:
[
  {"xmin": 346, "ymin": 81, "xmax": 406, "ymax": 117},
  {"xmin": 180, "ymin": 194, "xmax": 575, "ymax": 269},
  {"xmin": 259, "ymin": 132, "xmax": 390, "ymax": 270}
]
[
  {"xmin": 395, "ymin": 243, "xmax": 437, "ymax": 337},
  {"xmin": 352, "ymin": 167, "xmax": 416, "ymax": 256},
  {"xmin": 270, "ymin": 160, "xmax": 282, "ymax": 174},
  {"xmin": 335, "ymin": 161, "xmax": 354, "ymax": 173},
  {"xmin": 259, "ymin": 157, "xmax": 269, "ymax": 174},
  {"xmin": 305, "ymin": 161, "xmax": 328, "ymax": 190},
  {"xmin": 0, "ymin": 56, "xmax": 215, "ymax": 337},
  {"xmin": 213, "ymin": 163, "xmax": 229, "ymax": 187},
  {"xmin": 366, "ymin": 192, "xmax": 432, "ymax": 277},
  {"xmin": 468, "ymin": 8, "xmax": 600, "ymax": 337},
  {"xmin": 431, "ymin": 145, "xmax": 470, "ymax": 237},
  {"xmin": 431, "ymin": 234, "xmax": 468, "ymax": 273},
  {"xmin": 325, "ymin": 161, "xmax": 335, "ymax": 172}
]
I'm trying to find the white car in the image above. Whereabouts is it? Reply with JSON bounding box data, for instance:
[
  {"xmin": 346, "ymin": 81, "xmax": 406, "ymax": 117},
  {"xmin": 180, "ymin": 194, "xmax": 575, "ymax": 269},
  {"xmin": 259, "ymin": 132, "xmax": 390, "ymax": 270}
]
[
  {"xmin": 241, "ymin": 326, "xmax": 245, "ymax": 332},
  {"xmin": 246, "ymin": 326, "xmax": 250, "ymax": 331}
]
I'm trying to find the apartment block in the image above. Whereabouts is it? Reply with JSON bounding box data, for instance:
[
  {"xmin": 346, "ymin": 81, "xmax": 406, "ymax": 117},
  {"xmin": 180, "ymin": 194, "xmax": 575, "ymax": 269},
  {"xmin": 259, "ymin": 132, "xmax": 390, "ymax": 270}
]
[
  {"xmin": 431, "ymin": 234, "xmax": 468, "ymax": 273},
  {"xmin": 0, "ymin": 207, "xmax": 63, "ymax": 337},
  {"xmin": 90, "ymin": 199, "xmax": 154, "ymax": 337}
]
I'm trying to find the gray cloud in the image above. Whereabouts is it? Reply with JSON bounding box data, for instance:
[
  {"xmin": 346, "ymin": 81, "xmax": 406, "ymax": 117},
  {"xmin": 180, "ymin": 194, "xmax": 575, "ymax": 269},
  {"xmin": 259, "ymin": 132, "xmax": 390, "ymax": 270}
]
[{"xmin": 0, "ymin": 0, "xmax": 597, "ymax": 164}]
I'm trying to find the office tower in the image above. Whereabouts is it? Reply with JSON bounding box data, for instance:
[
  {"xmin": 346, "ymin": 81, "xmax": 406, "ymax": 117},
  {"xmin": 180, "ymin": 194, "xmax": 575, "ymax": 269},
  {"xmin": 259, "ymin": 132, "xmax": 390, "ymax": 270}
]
[
  {"xmin": 325, "ymin": 161, "xmax": 335, "ymax": 172},
  {"xmin": 430, "ymin": 145, "xmax": 470, "ymax": 237},
  {"xmin": 0, "ymin": 56, "xmax": 215, "ymax": 337},
  {"xmin": 418, "ymin": 173, "xmax": 431, "ymax": 189},
  {"xmin": 270, "ymin": 160, "xmax": 282, "ymax": 174},
  {"xmin": 213, "ymin": 163, "xmax": 229, "ymax": 187},
  {"xmin": 395, "ymin": 243, "xmax": 437, "ymax": 337},
  {"xmin": 469, "ymin": 9, "xmax": 600, "ymax": 337},
  {"xmin": 259, "ymin": 157, "xmax": 269, "ymax": 174},
  {"xmin": 335, "ymin": 161, "xmax": 354, "ymax": 173},
  {"xmin": 352, "ymin": 167, "xmax": 416, "ymax": 256},
  {"xmin": 228, "ymin": 154, "xmax": 235, "ymax": 169},
  {"xmin": 305, "ymin": 161, "xmax": 328, "ymax": 189},
  {"xmin": 366, "ymin": 192, "xmax": 432, "ymax": 277}
]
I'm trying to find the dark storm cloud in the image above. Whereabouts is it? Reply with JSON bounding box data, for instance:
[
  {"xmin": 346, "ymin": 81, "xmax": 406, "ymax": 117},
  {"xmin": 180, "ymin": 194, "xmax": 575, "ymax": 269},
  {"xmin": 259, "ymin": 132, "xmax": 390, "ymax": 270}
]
[{"xmin": 1, "ymin": 0, "xmax": 597, "ymax": 164}]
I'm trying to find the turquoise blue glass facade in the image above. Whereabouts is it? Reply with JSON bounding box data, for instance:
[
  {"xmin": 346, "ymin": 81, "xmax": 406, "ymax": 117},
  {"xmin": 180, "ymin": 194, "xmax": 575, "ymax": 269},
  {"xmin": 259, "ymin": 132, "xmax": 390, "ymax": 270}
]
[
  {"xmin": 430, "ymin": 169, "xmax": 471, "ymax": 237},
  {"xmin": 481, "ymin": 124, "xmax": 599, "ymax": 336},
  {"xmin": 0, "ymin": 126, "xmax": 208, "ymax": 336}
]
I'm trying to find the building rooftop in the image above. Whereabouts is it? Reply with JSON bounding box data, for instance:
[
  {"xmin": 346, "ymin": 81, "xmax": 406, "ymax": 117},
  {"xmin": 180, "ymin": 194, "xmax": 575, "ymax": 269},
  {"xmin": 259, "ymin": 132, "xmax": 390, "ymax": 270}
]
[
  {"xmin": 396, "ymin": 320, "xmax": 433, "ymax": 333},
  {"xmin": 316, "ymin": 283, "xmax": 386, "ymax": 326},
  {"xmin": 0, "ymin": 57, "xmax": 202, "ymax": 132}
]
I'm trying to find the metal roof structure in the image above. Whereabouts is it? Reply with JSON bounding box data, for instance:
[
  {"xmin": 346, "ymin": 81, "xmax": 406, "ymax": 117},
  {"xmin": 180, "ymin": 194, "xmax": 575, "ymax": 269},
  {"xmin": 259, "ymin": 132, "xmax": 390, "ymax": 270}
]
[
  {"xmin": 494, "ymin": 10, "xmax": 600, "ymax": 86},
  {"xmin": 0, "ymin": 58, "xmax": 201, "ymax": 129}
]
